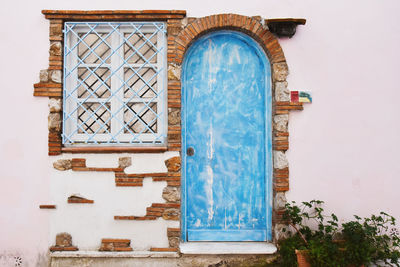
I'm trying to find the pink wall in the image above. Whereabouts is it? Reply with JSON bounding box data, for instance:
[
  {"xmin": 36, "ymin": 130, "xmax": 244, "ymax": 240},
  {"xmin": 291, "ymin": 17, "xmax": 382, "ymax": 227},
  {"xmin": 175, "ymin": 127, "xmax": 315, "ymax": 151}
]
[{"xmin": 1, "ymin": 0, "xmax": 399, "ymax": 265}]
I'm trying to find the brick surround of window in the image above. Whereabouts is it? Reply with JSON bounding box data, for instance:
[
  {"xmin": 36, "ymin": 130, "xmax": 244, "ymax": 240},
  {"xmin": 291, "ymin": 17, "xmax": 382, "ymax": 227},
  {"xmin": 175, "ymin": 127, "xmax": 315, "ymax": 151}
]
[{"xmin": 35, "ymin": 10, "xmax": 304, "ymax": 247}]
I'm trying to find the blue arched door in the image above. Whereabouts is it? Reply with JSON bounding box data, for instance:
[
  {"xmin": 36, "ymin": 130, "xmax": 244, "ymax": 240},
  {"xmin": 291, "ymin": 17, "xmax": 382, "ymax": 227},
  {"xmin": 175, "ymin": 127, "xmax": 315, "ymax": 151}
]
[{"xmin": 182, "ymin": 31, "xmax": 272, "ymax": 241}]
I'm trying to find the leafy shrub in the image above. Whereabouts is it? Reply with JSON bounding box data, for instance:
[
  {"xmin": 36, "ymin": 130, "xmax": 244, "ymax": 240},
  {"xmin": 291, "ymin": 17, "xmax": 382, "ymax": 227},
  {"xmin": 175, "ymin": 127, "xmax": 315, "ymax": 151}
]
[{"xmin": 278, "ymin": 200, "xmax": 400, "ymax": 267}]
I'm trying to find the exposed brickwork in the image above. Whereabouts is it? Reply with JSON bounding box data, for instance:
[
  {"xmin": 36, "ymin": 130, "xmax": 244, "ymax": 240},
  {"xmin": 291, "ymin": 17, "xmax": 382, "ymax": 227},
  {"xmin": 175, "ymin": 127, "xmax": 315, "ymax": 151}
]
[
  {"xmin": 68, "ymin": 195, "xmax": 94, "ymax": 204},
  {"xmin": 50, "ymin": 246, "xmax": 78, "ymax": 252},
  {"xmin": 274, "ymin": 168, "xmax": 289, "ymax": 192},
  {"xmin": 71, "ymin": 158, "xmax": 124, "ymax": 172},
  {"xmin": 275, "ymin": 101, "xmax": 304, "ymax": 111},
  {"xmin": 171, "ymin": 14, "xmax": 286, "ymax": 65},
  {"xmin": 114, "ymin": 203, "xmax": 180, "ymax": 221},
  {"xmin": 113, "ymin": 155, "xmax": 181, "ymax": 253},
  {"xmin": 99, "ymin": 239, "xmax": 133, "ymax": 252},
  {"xmin": 54, "ymin": 156, "xmax": 178, "ymax": 187},
  {"xmin": 50, "ymin": 233, "xmax": 78, "ymax": 252},
  {"xmin": 33, "ymin": 83, "xmax": 62, "ymax": 97},
  {"xmin": 167, "ymin": 228, "xmax": 180, "ymax": 248},
  {"xmin": 115, "ymin": 172, "xmax": 168, "ymax": 187}
]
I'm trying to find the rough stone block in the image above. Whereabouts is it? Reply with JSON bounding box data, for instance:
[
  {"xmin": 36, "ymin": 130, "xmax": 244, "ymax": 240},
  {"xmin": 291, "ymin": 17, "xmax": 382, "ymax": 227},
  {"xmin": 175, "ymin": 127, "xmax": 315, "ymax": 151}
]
[
  {"xmin": 40, "ymin": 69, "xmax": 49, "ymax": 83},
  {"xmin": 274, "ymin": 223, "xmax": 290, "ymax": 241},
  {"xmin": 272, "ymin": 62, "xmax": 289, "ymax": 82},
  {"xmin": 49, "ymin": 42, "xmax": 62, "ymax": 56},
  {"xmin": 50, "ymin": 70, "xmax": 62, "ymax": 83},
  {"xmin": 162, "ymin": 186, "xmax": 181, "ymax": 202},
  {"xmin": 48, "ymin": 113, "xmax": 61, "ymax": 132},
  {"xmin": 56, "ymin": 233, "xmax": 72, "ymax": 247},
  {"xmin": 168, "ymin": 64, "xmax": 181, "ymax": 80},
  {"xmin": 168, "ymin": 237, "xmax": 180, "ymax": 248},
  {"xmin": 53, "ymin": 159, "xmax": 72, "ymax": 171},
  {"xmin": 273, "ymin": 151, "xmax": 288, "ymax": 169},
  {"xmin": 162, "ymin": 208, "xmax": 180, "ymax": 220},
  {"xmin": 49, "ymin": 98, "xmax": 61, "ymax": 112},
  {"xmin": 168, "ymin": 108, "xmax": 181, "ymax": 126},
  {"xmin": 165, "ymin": 156, "xmax": 181, "ymax": 172},
  {"xmin": 273, "ymin": 114, "xmax": 289, "ymax": 132},
  {"xmin": 274, "ymin": 192, "xmax": 286, "ymax": 210},
  {"xmin": 275, "ymin": 81, "xmax": 290, "ymax": 101},
  {"xmin": 118, "ymin": 157, "xmax": 132, "ymax": 169}
]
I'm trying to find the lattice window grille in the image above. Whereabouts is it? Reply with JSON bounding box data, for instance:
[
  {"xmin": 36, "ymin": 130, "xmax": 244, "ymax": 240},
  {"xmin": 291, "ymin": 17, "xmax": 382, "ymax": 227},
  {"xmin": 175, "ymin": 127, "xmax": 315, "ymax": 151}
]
[{"xmin": 63, "ymin": 22, "xmax": 167, "ymax": 145}]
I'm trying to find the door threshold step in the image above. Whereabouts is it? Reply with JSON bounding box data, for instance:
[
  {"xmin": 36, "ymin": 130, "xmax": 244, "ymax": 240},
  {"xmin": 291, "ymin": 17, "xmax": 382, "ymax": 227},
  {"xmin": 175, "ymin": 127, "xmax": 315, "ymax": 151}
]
[{"xmin": 179, "ymin": 242, "xmax": 277, "ymax": 254}]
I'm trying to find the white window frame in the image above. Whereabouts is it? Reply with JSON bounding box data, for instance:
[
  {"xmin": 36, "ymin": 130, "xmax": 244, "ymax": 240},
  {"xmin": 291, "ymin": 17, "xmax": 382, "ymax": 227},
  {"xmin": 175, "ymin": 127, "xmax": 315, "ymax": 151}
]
[{"xmin": 63, "ymin": 22, "xmax": 167, "ymax": 146}]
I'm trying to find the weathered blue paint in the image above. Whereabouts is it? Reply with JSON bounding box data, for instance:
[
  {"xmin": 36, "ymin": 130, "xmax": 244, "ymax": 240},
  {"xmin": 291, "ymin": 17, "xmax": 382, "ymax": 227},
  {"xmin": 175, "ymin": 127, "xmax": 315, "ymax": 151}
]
[{"xmin": 181, "ymin": 31, "xmax": 272, "ymax": 242}]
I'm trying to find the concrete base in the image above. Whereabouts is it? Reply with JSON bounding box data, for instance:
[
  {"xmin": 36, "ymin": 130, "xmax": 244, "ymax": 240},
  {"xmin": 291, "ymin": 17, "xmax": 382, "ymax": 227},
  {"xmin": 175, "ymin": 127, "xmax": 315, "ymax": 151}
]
[{"xmin": 50, "ymin": 252, "xmax": 278, "ymax": 267}]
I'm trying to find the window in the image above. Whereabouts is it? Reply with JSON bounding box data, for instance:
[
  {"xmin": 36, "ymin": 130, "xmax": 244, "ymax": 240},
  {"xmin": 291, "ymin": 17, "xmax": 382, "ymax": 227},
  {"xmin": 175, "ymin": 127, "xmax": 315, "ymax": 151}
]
[{"xmin": 63, "ymin": 22, "xmax": 167, "ymax": 145}]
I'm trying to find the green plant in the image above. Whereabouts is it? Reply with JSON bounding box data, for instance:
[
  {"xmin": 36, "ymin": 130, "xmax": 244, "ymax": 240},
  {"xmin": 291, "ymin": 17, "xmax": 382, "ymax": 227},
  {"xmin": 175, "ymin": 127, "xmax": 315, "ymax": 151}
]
[
  {"xmin": 278, "ymin": 200, "xmax": 400, "ymax": 267},
  {"xmin": 342, "ymin": 212, "xmax": 400, "ymax": 266},
  {"xmin": 278, "ymin": 200, "xmax": 344, "ymax": 267}
]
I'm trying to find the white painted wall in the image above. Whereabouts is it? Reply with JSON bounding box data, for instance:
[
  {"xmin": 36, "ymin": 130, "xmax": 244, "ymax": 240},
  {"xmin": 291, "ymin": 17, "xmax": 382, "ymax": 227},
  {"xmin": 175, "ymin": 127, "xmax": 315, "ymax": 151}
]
[
  {"xmin": 49, "ymin": 152, "xmax": 179, "ymax": 250},
  {"xmin": 1, "ymin": 0, "xmax": 400, "ymax": 266}
]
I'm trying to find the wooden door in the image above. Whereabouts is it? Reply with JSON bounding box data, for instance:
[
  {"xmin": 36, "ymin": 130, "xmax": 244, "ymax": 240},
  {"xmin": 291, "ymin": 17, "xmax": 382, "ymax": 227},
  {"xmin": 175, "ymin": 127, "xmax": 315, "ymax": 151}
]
[{"xmin": 182, "ymin": 31, "xmax": 272, "ymax": 241}]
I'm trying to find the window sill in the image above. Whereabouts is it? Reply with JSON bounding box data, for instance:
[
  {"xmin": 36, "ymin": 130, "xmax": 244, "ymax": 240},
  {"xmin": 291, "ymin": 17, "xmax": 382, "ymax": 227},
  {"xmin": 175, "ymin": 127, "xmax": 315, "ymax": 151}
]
[
  {"xmin": 179, "ymin": 242, "xmax": 277, "ymax": 255},
  {"xmin": 61, "ymin": 146, "xmax": 168, "ymax": 154}
]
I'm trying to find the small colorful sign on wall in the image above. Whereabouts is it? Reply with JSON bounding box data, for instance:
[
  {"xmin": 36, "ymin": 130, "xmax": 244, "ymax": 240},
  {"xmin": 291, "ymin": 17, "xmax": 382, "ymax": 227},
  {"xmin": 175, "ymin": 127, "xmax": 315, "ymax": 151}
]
[{"xmin": 291, "ymin": 91, "xmax": 312, "ymax": 103}]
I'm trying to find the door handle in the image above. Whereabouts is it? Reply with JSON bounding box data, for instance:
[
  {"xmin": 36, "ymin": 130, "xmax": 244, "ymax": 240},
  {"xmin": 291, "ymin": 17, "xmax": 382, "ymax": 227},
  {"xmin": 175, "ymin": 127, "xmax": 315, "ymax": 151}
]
[{"xmin": 187, "ymin": 147, "xmax": 195, "ymax": 156}]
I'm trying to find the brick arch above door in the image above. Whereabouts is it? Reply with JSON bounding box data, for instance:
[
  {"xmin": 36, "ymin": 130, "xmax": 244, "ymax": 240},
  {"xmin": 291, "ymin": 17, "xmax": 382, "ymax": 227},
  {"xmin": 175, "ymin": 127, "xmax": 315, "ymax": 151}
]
[{"xmin": 170, "ymin": 14, "xmax": 287, "ymax": 65}]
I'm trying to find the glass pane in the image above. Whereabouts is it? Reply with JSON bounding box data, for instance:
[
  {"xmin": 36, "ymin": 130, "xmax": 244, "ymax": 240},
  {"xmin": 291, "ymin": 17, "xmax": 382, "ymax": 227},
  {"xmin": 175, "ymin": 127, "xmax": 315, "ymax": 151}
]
[
  {"xmin": 124, "ymin": 32, "xmax": 157, "ymax": 64},
  {"xmin": 77, "ymin": 67, "xmax": 111, "ymax": 99},
  {"xmin": 124, "ymin": 102, "xmax": 157, "ymax": 133},
  {"xmin": 77, "ymin": 103, "xmax": 111, "ymax": 134},
  {"xmin": 124, "ymin": 67, "xmax": 157, "ymax": 98},
  {"xmin": 78, "ymin": 33, "xmax": 111, "ymax": 64}
]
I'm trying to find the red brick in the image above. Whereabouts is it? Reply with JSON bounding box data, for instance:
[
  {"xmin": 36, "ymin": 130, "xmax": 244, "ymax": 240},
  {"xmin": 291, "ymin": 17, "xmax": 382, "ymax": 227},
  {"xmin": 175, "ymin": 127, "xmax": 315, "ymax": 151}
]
[
  {"xmin": 147, "ymin": 207, "xmax": 165, "ymax": 212},
  {"xmin": 167, "ymin": 181, "xmax": 181, "ymax": 186},
  {"xmin": 39, "ymin": 205, "xmax": 56, "ymax": 209},
  {"xmin": 167, "ymin": 228, "xmax": 180, "ymax": 237},
  {"xmin": 240, "ymin": 15, "xmax": 247, "ymax": 28},
  {"xmin": 275, "ymin": 186, "xmax": 289, "ymax": 192},
  {"xmin": 115, "ymin": 178, "xmax": 143, "ymax": 183},
  {"xmin": 249, "ymin": 18, "xmax": 257, "ymax": 32},
  {"xmin": 217, "ymin": 15, "xmax": 223, "ymax": 27},
  {"xmin": 152, "ymin": 203, "xmax": 180, "ymax": 208},
  {"xmin": 192, "ymin": 21, "xmax": 201, "ymax": 34},
  {"xmin": 102, "ymin": 239, "xmax": 130, "ymax": 243},
  {"xmin": 198, "ymin": 19, "xmax": 206, "ymax": 32},
  {"xmin": 204, "ymin": 16, "xmax": 212, "ymax": 30},
  {"xmin": 68, "ymin": 198, "xmax": 94, "ymax": 204},
  {"xmin": 115, "ymin": 182, "xmax": 143, "ymax": 187},
  {"xmin": 235, "ymin": 15, "xmax": 242, "ymax": 27},
  {"xmin": 182, "ymin": 27, "xmax": 194, "ymax": 40},
  {"xmin": 150, "ymin": 247, "xmax": 178, "ymax": 252},
  {"xmin": 50, "ymin": 246, "xmax": 78, "ymax": 252},
  {"xmin": 147, "ymin": 211, "xmax": 163, "ymax": 217},
  {"xmin": 114, "ymin": 216, "xmax": 134, "ymax": 220}
]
